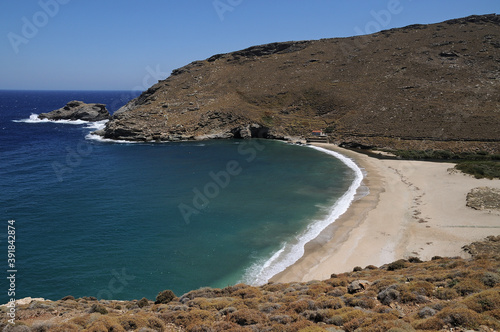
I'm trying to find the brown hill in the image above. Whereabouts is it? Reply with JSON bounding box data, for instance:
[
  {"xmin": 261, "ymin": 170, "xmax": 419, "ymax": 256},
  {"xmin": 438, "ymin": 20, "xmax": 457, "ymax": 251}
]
[{"xmin": 100, "ymin": 14, "xmax": 500, "ymax": 153}]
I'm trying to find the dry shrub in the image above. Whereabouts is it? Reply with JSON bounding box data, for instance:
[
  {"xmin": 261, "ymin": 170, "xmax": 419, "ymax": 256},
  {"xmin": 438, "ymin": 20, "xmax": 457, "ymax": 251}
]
[
  {"xmin": 231, "ymin": 285, "xmax": 262, "ymax": 299},
  {"xmin": 45, "ymin": 322, "xmax": 81, "ymax": 332},
  {"xmin": 306, "ymin": 283, "xmax": 332, "ymax": 296},
  {"xmin": 343, "ymin": 317, "xmax": 364, "ymax": 332},
  {"xmin": 297, "ymin": 326, "xmax": 329, "ymax": 332},
  {"xmin": 189, "ymin": 297, "xmax": 234, "ymax": 311},
  {"xmin": 343, "ymin": 294, "xmax": 377, "ymax": 309},
  {"xmin": 435, "ymin": 287, "xmax": 458, "ymax": 300},
  {"xmin": 85, "ymin": 321, "xmax": 108, "ymax": 332},
  {"xmin": 325, "ymin": 278, "xmax": 348, "ymax": 287},
  {"xmin": 485, "ymin": 308, "xmax": 500, "ymax": 319},
  {"xmin": 228, "ymin": 308, "xmax": 264, "ymax": 326},
  {"xmin": 436, "ymin": 306, "xmax": 482, "ymax": 329},
  {"xmin": 156, "ymin": 290, "xmax": 176, "ymax": 304},
  {"xmin": 327, "ymin": 287, "xmax": 346, "ymax": 297},
  {"xmin": 85, "ymin": 315, "xmax": 125, "ymax": 332},
  {"xmin": 462, "ymin": 289, "xmax": 500, "ymax": 313},
  {"xmin": 407, "ymin": 280, "xmax": 434, "ymax": 297},
  {"xmin": 269, "ymin": 314, "xmax": 293, "ymax": 325},
  {"xmin": 147, "ymin": 316, "xmax": 166, "ymax": 331},
  {"xmin": 137, "ymin": 297, "xmax": 150, "ymax": 308},
  {"xmin": 377, "ymin": 287, "xmax": 400, "ymax": 305},
  {"xmin": 315, "ymin": 296, "xmax": 343, "ymax": 309},
  {"xmin": 418, "ymin": 306, "xmax": 437, "ymax": 318},
  {"xmin": 412, "ymin": 317, "xmax": 445, "ymax": 330},
  {"xmin": 328, "ymin": 307, "xmax": 365, "ymax": 328},
  {"xmin": 258, "ymin": 302, "xmax": 282, "ymax": 313},
  {"xmin": 396, "ymin": 284, "xmax": 418, "ymax": 304},
  {"xmin": 287, "ymin": 320, "xmax": 314, "ymax": 332},
  {"xmin": 89, "ymin": 303, "xmax": 108, "ymax": 315},
  {"xmin": 482, "ymin": 272, "xmax": 500, "ymax": 287},
  {"xmin": 453, "ymin": 278, "xmax": 486, "ymax": 296},
  {"xmin": 387, "ymin": 259, "xmax": 407, "ymax": 271},
  {"xmin": 301, "ymin": 309, "xmax": 334, "ymax": 323},
  {"xmin": 262, "ymin": 282, "xmax": 288, "ymax": 293},
  {"xmin": 69, "ymin": 314, "xmax": 91, "ymax": 328},
  {"xmin": 210, "ymin": 321, "xmax": 246, "ymax": 331},
  {"xmin": 166, "ymin": 309, "xmax": 214, "ymax": 328},
  {"xmin": 288, "ymin": 299, "xmax": 316, "ymax": 313},
  {"xmin": 119, "ymin": 313, "xmax": 148, "ymax": 330},
  {"xmin": 372, "ymin": 278, "xmax": 398, "ymax": 293},
  {"xmin": 356, "ymin": 316, "xmax": 414, "ymax": 332}
]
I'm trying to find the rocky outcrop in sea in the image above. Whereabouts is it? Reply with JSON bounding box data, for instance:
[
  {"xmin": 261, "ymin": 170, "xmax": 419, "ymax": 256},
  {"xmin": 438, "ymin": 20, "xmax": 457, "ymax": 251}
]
[{"xmin": 39, "ymin": 100, "xmax": 110, "ymax": 121}]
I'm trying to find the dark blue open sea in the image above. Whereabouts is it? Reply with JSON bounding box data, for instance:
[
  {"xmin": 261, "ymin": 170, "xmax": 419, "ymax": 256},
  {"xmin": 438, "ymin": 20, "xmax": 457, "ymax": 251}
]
[{"xmin": 0, "ymin": 90, "xmax": 361, "ymax": 302}]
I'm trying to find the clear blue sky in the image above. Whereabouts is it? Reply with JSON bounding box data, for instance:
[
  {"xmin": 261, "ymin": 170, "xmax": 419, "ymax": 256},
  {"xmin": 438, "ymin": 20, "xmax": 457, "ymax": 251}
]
[{"xmin": 0, "ymin": 0, "xmax": 498, "ymax": 90}]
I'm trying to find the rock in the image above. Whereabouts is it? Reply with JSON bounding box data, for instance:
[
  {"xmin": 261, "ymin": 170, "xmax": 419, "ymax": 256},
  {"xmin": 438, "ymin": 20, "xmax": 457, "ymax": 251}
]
[
  {"xmin": 39, "ymin": 101, "xmax": 110, "ymax": 121},
  {"xmin": 466, "ymin": 187, "xmax": 500, "ymax": 211},
  {"xmin": 347, "ymin": 280, "xmax": 371, "ymax": 294}
]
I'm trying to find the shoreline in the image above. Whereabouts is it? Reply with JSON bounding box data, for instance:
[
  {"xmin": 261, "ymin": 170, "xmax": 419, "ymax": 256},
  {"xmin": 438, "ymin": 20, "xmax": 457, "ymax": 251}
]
[{"xmin": 271, "ymin": 143, "xmax": 500, "ymax": 283}]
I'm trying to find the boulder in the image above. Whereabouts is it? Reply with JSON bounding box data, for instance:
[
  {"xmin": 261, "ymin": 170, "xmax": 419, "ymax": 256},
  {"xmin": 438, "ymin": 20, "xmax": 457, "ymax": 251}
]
[
  {"xmin": 39, "ymin": 101, "xmax": 110, "ymax": 121},
  {"xmin": 347, "ymin": 280, "xmax": 372, "ymax": 294}
]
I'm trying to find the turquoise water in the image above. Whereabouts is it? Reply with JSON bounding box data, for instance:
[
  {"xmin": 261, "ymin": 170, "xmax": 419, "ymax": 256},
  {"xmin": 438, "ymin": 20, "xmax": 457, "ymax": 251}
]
[{"xmin": 1, "ymin": 91, "xmax": 357, "ymax": 301}]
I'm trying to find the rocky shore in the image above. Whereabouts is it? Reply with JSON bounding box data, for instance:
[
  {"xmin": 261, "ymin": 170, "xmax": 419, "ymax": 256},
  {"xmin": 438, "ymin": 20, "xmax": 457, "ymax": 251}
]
[{"xmin": 39, "ymin": 100, "xmax": 111, "ymax": 122}]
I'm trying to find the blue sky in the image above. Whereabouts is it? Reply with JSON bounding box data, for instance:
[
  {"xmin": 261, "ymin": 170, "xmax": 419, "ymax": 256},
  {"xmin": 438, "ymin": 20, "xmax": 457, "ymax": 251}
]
[{"xmin": 0, "ymin": 0, "xmax": 498, "ymax": 90}]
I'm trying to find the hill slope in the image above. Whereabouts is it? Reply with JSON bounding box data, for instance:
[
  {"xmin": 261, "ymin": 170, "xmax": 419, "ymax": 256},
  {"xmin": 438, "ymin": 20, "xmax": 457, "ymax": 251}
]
[
  {"xmin": 2, "ymin": 236, "xmax": 500, "ymax": 331},
  {"xmin": 100, "ymin": 14, "xmax": 500, "ymax": 153}
]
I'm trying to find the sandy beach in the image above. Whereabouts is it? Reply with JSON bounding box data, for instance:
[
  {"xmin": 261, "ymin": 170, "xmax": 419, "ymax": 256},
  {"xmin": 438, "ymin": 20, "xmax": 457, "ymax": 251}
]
[{"xmin": 271, "ymin": 143, "xmax": 500, "ymax": 283}]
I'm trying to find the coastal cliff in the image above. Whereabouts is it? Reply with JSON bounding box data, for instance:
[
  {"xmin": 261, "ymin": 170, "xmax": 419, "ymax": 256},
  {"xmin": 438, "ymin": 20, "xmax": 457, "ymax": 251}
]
[{"xmin": 100, "ymin": 14, "xmax": 500, "ymax": 153}]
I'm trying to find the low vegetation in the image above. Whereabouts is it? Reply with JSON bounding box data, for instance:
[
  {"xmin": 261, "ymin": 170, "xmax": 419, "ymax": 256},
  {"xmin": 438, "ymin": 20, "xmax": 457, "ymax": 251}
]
[
  {"xmin": 381, "ymin": 149, "xmax": 500, "ymax": 179},
  {"xmin": 2, "ymin": 236, "xmax": 500, "ymax": 331},
  {"xmin": 456, "ymin": 161, "xmax": 500, "ymax": 180}
]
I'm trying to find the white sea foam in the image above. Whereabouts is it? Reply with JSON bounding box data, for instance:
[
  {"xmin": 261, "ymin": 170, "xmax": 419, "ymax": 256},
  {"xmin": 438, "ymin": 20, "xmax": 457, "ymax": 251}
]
[
  {"xmin": 85, "ymin": 132, "xmax": 142, "ymax": 144},
  {"xmin": 242, "ymin": 145, "xmax": 365, "ymax": 286},
  {"xmin": 13, "ymin": 113, "xmax": 92, "ymax": 125}
]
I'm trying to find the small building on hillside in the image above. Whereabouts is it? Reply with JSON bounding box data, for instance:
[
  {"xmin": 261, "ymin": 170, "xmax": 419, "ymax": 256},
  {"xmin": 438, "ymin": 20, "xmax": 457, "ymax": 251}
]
[{"xmin": 311, "ymin": 130, "xmax": 326, "ymax": 137}]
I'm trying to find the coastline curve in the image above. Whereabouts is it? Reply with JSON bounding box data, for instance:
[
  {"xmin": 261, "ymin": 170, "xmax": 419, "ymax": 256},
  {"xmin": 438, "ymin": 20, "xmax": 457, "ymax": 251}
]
[{"xmin": 242, "ymin": 145, "xmax": 365, "ymax": 286}]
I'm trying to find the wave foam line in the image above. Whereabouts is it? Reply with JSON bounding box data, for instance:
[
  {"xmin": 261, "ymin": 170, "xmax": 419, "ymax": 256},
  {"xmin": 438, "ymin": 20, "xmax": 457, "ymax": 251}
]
[
  {"xmin": 13, "ymin": 114, "xmax": 109, "ymax": 128},
  {"xmin": 85, "ymin": 132, "xmax": 142, "ymax": 144},
  {"xmin": 242, "ymin": 145, "xmax": 365, "ymax": 286}
]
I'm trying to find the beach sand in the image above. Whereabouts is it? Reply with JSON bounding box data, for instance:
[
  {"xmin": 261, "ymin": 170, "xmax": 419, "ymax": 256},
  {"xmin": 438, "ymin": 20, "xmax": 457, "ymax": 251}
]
[{"xmin": 271, "ymin": 143, "xmax": 500, "ymax": 283}]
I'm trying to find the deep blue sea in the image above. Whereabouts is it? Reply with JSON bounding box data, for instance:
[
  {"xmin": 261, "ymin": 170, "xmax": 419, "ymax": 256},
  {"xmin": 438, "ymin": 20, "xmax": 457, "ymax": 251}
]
[{"xmin": 0, "ymin": 90, "xmax": 361, "ymax": 302}]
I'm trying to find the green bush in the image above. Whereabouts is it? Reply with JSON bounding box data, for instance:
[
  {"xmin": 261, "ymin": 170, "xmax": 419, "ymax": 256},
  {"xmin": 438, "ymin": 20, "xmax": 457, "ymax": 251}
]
[{"xmin": 455, "ymin": 161, "xmax": 500, "ymax": 179}]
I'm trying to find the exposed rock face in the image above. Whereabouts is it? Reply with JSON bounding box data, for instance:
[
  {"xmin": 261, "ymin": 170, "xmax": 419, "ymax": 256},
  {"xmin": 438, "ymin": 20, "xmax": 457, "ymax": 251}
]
[
  {"xmin": 466, "ymin": 187, "xmax": 500, "ymax": 211},
  {"xmin": 39, "ymin": 101, "xmax": 110, "ymax": 121},
  {"xmin": 102, "ymin": 14, "xmax": 500, "ymax": 152},
  {"xmin": 347, "ymin": 280, "xmax": 372, "ymax": 294}
]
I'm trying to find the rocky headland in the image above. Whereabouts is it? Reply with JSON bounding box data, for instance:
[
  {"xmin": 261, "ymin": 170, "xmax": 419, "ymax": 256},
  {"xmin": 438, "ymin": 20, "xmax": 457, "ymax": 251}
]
[
  {"xmin": 99, "ymin": 14, "xmax": 500, "ymax": 153},
  {"xmin": 39, "ymin": 101, "xmax": 111, "ymax": 122}
]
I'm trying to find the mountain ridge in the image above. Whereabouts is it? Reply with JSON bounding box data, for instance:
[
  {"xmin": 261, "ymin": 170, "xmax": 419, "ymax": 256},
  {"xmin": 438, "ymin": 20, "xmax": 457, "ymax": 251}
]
[{"xmin": 99, "ymin": 14, "xmax": 500, "ymax": 153}]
